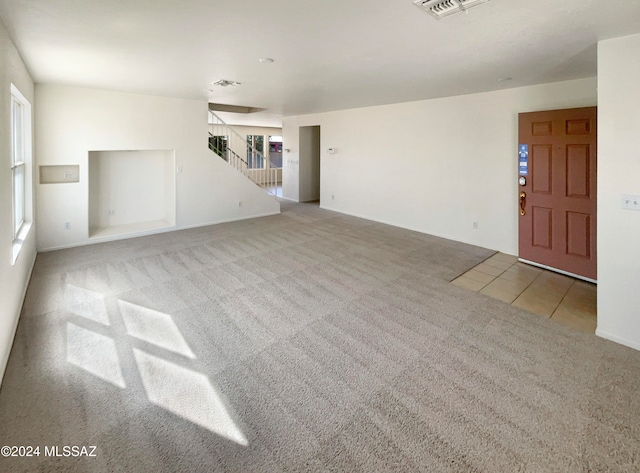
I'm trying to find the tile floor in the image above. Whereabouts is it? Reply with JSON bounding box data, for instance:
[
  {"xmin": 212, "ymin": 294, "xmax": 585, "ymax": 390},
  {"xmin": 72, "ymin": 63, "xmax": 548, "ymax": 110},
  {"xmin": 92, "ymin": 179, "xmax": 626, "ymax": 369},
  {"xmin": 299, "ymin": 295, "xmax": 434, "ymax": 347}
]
[
  {"xmin": 267, "ymin": 184, "xmax": 283, "ymax": 197},
  {"xmin": 451, "ymin": 252, "xmax": 597, "ymax": 333}
]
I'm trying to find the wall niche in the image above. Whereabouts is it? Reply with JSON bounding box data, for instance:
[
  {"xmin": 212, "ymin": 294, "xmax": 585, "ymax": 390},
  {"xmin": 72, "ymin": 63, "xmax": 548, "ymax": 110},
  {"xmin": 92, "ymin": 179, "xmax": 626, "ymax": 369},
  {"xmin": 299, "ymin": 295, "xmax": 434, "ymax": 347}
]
[{"xmin": 88, "ymin": 150, "xmax": 176, "ymax": 239}]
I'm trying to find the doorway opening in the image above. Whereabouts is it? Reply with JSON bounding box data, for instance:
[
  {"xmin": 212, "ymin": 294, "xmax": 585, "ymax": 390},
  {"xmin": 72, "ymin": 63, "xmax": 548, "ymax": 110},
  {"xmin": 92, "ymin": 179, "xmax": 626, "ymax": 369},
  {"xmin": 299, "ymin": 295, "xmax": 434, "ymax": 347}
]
[
  {"xmin": 299, "ymin": 126, "xmax": 321, "ymax": 203},
  {"xmin": 517, "ymin": 107, "xmax": 597, "ymax": 282},
  {"xmin": 514, "ymin": 106, "xmax": 597, "ymax": 331}
]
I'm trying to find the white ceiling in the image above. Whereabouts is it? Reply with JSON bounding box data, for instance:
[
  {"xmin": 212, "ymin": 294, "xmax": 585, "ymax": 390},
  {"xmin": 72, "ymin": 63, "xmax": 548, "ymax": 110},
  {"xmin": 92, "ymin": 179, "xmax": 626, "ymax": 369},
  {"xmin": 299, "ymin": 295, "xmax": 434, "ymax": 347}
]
[{"xmin": 1, "ymin": 0, "xmax": 639, "ymax": 127}]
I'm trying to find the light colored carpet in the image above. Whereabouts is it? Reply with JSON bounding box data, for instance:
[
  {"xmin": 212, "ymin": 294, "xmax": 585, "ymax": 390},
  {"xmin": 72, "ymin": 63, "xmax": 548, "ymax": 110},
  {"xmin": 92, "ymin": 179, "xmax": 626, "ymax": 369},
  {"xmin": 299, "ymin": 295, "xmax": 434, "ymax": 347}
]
[{"xmin": 1, "ymin": 201, "xmax": 639, "ymax": 472}]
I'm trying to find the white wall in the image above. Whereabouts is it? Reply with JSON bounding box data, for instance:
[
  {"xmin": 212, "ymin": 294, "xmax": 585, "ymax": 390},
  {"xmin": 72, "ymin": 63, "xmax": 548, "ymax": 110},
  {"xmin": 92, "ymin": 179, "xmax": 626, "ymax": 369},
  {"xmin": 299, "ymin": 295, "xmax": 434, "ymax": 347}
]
[
  {"xmin": 282, "ymin": 119, "xmax": 300, "ymax": 201},
  {"xmin": 36, "ymin": 85, "xmax": 280, "ymax": 250},
  {"xmin": 283, "ymin": 78, "xmax": 597, "ymax": 254},
  {"xmin": 596, "ymin": 33, "xmax": 640, "ymax": 350},
  {"xmin": 0, "ymin": 19, "xmax": 36, "ymax": 384}
]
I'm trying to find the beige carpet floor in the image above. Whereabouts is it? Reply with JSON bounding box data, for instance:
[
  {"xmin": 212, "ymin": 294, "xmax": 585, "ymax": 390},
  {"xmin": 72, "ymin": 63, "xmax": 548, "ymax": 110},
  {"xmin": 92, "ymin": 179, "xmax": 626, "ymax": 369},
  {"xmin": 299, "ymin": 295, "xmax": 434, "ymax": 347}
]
[{"xmin": 1, "ymin": 201, "xmax": 639, "ymax": 472}]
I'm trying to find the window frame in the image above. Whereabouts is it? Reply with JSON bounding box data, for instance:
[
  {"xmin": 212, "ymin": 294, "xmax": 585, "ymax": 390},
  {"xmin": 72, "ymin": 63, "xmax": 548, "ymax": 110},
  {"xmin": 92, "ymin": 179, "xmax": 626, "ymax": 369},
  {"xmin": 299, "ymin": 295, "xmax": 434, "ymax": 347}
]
[
  {"xmin": 246, "ymin": 134, "xmax": 265, "ymax": 169},
  {"xmin": 9, "ymin": 83, "xmax": 32, "ymax": 265},
  {"xmin": 268, "ymin": 135, "xmax": 283, "ymax": 169},
  {"xmin": 11, "ymin": 94, "xmax": 25, "ymax": 240}
]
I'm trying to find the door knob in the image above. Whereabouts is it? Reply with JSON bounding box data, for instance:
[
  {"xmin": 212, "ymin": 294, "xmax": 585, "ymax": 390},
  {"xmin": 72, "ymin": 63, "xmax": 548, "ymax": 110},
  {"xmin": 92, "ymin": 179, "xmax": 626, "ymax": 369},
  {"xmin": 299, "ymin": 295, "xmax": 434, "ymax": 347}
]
[{"xmin": 519, "ymin": 191, "xmax": 526, "ymax": 216}]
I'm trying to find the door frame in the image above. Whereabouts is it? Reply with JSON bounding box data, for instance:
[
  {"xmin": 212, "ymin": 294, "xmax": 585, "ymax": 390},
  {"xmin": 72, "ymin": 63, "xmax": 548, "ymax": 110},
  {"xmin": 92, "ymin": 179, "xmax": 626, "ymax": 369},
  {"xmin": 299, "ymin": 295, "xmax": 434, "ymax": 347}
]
[{"xmin": 517, "ymin": 106, "xmax": 598, "ymax": 283}]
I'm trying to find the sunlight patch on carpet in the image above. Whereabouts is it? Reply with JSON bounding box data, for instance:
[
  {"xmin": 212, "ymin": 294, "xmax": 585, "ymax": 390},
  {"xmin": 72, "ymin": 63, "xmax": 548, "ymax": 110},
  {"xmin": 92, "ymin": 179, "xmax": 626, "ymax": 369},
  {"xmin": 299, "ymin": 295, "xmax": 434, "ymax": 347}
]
[
  {"xmin": 66, "ymin": 323, "xmax": 126, "ymax": 388},
  {"xmin": 133, "ymin": 349, "xmax": 248, "ymax": 446},
  {"xmin": 66, "ymin": 284, "xmax": 110, "ymax": 325},
  {"xmin": 118, "ymin": 300, "xmax": 195, "ymax": 359}
]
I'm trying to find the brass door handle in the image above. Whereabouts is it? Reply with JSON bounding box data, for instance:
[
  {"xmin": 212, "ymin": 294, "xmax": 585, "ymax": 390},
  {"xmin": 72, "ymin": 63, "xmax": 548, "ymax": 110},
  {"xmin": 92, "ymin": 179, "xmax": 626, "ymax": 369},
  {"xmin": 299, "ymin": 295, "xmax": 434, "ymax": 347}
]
[{"xmin": 520, "ymin": 191, "xmax": 526, "ymax": 216}]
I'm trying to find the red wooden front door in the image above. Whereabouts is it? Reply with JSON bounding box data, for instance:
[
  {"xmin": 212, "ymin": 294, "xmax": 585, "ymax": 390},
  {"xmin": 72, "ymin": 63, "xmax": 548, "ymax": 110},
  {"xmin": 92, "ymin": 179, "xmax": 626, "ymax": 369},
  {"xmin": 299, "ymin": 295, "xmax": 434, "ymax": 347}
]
[{"xmin": 518, "ymin": 107, "xmax": 597, "ymax": 281}]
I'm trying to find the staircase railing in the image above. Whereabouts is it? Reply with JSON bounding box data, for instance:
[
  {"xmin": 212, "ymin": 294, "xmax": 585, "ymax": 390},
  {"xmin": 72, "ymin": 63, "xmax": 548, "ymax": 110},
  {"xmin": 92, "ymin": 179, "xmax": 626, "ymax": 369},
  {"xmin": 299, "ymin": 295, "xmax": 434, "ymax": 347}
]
[{"xmin": 208, "ymin": 110, "xmax": 279, "ymax": 196}]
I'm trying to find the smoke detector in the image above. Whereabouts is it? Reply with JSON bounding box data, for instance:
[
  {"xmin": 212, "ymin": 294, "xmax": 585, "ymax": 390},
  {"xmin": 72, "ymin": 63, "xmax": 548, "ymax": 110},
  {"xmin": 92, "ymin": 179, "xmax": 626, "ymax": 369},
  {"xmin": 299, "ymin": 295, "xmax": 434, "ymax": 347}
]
[
  {"xmin": 210, "ymin": 79, "xmax": 242, "ymax": 88},
  {"xmin": 413, "ymin": 0, "xmax": 491, "ymax": 19}
]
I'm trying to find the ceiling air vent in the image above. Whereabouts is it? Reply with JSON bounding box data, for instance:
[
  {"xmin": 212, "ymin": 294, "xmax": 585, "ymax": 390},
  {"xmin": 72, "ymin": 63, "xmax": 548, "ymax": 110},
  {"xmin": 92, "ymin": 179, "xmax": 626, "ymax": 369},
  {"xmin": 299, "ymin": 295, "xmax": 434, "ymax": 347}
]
[
  {"xmin": 210, "ymin": 79, "xmax": 242, "ymax": 88},
  {"xmin": 413, "ymin": 0, "xmax": 491, "ymax": 19}
]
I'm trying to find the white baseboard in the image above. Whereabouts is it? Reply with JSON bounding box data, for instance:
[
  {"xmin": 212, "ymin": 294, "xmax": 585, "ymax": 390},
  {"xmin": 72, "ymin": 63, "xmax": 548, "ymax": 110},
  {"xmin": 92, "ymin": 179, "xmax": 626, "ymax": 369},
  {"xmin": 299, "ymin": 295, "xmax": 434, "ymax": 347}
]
[
  {"xmin": 277, "ymin": 196, "xmax": 299, "ymax": 203},
  {"xmin": 38, "ymin": 211, "xmax": 281, "ymax": 252},
  {"xmin": 318, "ymin": 205, "xmax": 501, "ymax": 253},
  {"xmin": 596, "ymin": 329, "xmax": 640, "ymax": 352},
  {"xmin": 0, "ymin": 250, "xmax": 37, "ymax": 387},
  {"xmin": 176, "ymin": 211, "xmax": 281, "ymax": 231}
]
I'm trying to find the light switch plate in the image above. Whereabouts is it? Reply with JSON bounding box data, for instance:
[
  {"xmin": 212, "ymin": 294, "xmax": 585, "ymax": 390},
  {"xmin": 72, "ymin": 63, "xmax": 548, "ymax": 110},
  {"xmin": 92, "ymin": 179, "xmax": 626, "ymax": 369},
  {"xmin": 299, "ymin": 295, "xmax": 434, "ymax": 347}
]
[{"xmin": 621, "ymin": 194, "xmax": 640, "ymax": 211}]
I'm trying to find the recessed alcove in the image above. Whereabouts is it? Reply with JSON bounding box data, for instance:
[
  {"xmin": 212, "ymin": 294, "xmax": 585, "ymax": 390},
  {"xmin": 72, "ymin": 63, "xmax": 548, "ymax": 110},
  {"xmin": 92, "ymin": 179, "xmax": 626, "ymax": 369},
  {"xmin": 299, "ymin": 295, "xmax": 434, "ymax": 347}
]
[
  {"xmin": 40, "ymin": 165, "xmax": 80, "ymax": 184},
  {"xmin": 88, "ymin": 150, "xmax": 176, "ymax": 239}
]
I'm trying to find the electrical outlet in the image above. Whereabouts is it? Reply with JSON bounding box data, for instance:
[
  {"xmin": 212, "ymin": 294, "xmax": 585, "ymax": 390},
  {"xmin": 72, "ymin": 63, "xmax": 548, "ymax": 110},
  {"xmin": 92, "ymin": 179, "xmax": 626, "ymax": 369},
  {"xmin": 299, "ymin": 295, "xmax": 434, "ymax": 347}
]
[
  {"xmin": 331, "ymin": 194, "xmax": 335, "ymax": 200},
  {"xmin": 238, "ymin": 201, "xmax": 242, "ymax": 207},
  {"xmin": 109, "ymin": 210, "xmax": 116, "ymax": 215},
  {"xmin": 473, "ymin": 221, "xmax": 479, "ymax": 229},
  {"xmin": 622, "ymin": 194, "xmax": 640, "ymax": 211},
  {"xmin": 64, "ymin": 222, "xmax": 71, "ymax": 230}
]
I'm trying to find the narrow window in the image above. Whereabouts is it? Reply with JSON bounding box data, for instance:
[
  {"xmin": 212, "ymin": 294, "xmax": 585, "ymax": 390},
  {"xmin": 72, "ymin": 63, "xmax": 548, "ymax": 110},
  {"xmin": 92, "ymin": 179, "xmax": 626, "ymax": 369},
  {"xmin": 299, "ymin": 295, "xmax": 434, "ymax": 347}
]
[
  {"xmin": 268, "ymin": 135, "xmax": 283, "ymax": 168},
  {"xmin": 247, "ymin": 135, "xmax": 265, "ymax": 169},
  {"xmin": 11, "ymin": 95, "xmax": 25, "ymax": 238},
  {"xmin": 10, "ymin": 84, "xmax": 32, "ymax": 264}
]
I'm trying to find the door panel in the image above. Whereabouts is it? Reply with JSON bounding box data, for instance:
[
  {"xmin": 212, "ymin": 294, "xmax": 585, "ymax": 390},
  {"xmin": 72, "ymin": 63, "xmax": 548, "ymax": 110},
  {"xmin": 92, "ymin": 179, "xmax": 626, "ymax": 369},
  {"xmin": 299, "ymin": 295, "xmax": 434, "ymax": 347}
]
[
  {"xmin": 532, "ymin": 207, "xmax": 553, "ymax": 249},
  {"xmin": 531, "ymin": 145, "xmax": 552, "ymax": 194},
  {"xmin": 566, "ymin": 146, "xmax": 590, "ymax": 198},
  {"xmin": 566, "ymin": 212, "xmax": 591, "ymax": 257},
  {"xmin": 532, "ymin": 121, "xmax": 552, "ymax": 136},
  {"xmin": 566, "ymin": 119, "xmax": 591, "ymax": 135},
  {"xmin": 518, "ymin": 107, "xmax": 597, "ymax": 280}
]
